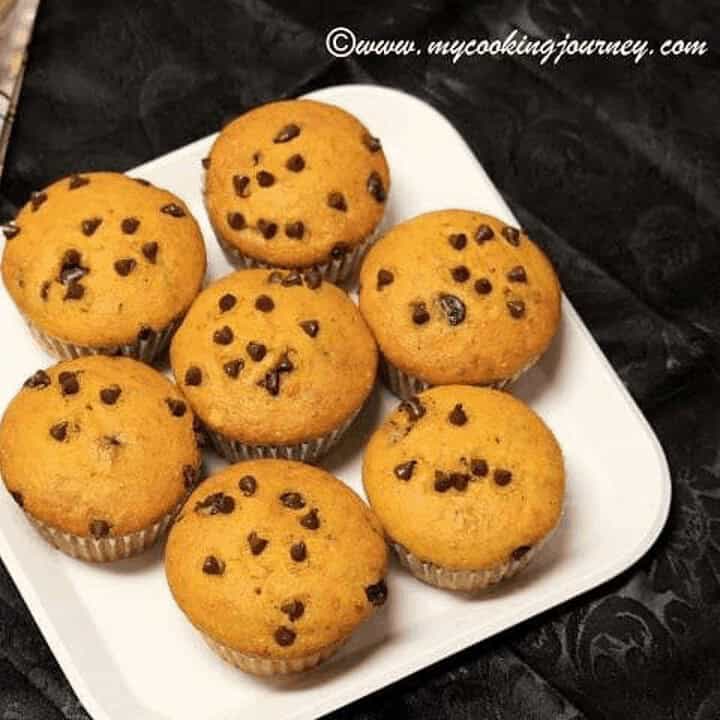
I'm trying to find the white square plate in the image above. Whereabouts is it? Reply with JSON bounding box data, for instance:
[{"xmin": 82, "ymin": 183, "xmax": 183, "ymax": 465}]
[{"xmin": 0, "ymin": 85, "xmax": 670, "ymax": 720}]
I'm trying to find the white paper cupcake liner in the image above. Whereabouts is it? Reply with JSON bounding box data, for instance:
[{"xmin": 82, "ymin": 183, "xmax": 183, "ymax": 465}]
[
  {"xmin": 379, "ymin": 353, "xmax": 541, "ymax": 400},
  {"xmin": 206, "ymin": 409, "xmax": 359, "ymax": 465},
  {"xmin": 391, "ymin": 531, "xmax": 552, "ymax": 592},
  {"xmin": 25, "ymin": 315, "xmax": 183, "ymax": 365},
  {"xmin": 202, "ymin": 634, "xmax": 347, "ymax": 676},
  {"xmin": 26, "ymin": 505, "xmax": 180, "ymax": 563}
]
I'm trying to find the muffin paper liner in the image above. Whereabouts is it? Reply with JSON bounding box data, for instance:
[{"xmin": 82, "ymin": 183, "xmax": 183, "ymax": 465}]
[
  {"xmin": 391, "ymin": 530, "xmax": 553, "ymax": 592},
  {"xmin": 26, "ymin": 504, "xmax": 180, "ymax": 563},
  {"xmin": 202, "ymin": 634, "xmax": 347, "ymax": 676},
  {"xmin": 25, "ymin": 315, "xmax": 183, "ymax": 365},
  {"xmin": 379, "ymin": 353, "xmax": 541, "ymax": 400},
  {"xmin": 206, "ymin": 408, "xmax": 359, "ymax": 465}
]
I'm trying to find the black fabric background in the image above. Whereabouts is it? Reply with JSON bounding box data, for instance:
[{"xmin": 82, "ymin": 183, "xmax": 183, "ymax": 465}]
[{"xmin": 1, "ymin": 1, "xmax": 720, "ymax": 718}]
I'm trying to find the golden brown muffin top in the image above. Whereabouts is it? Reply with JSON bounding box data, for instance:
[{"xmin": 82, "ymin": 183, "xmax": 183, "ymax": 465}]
[
  {"xmin": 170, "ymin": 268, "xmax": 378, "ymax": 445},
  {"xmin": 359, "ymin": 210, "xmax": 561, "ymax": 386},
  {"xmin": 205, "ymin": 99, "xmax": 390, "ymax": 268},
  {"xmin": 165, "ymin": 460, "xmax": 388, "ymax": 659},
  {"xmin": 1, "ymin": 172, "xmax": 206, "ymax": 347},
  {"xmin": 0, "ymin": 356, "xmax": 200, "ymax": 537},
  {"xmin": 363, "ymin": 386, "xmax": 564, "ymax": 570}
]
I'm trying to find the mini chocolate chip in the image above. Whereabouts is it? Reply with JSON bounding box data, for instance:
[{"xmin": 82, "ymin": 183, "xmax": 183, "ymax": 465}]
[
  {"xmin": 507, "ymin": 265, "xmax": 527, "ymax": 283},
  {"xmin": 248, "ymin": 531, "xmax": 269, "ymax": 555},
  {"xmin": 439, "ymin": 294, "xmax": 466, "ymax": 326},
  {"xmin": 213, "ymin": 325, "xmax": 234, "ymax": 345},
  {"xmin": 49, "ymin": 421, "xmax": 69, "ymax": 441},
  {"xmin": 40, "ymin": 281, "xmax": 50, "ymax": 300},
  {"xmin": 114, "ymin": 258, "xmax": 137, "ymax": 276},
  {"xmin": 327, "ymin": 191, "xmax": 347, "ymax": 212},
  {"xmin": 239, "ymin": 475, "xmax": 257, "ymax": 496},
  {"xmin": 399, "ymin": 396, "xmax": 426, "ymax": 422},
  {"xmin": 89, "ymin": 519, "xmax": 111, "ymax": 539},
  {"xmin": 282, "ymin": 270, "xmax": 303, "ymax": 286},
  {"xmin": 223, "ymin": 359, "xmax": 244, "ymax": 378},
  {"xmin": 59, "ymin": 249, "xmax": 88, "ymax": 285},
  {"xmin": 255, "ymin": 294, "xmax": 274, "ymax": 312},
  {"xmin": 185, "ymin": 366, "xmax": 202, "ymax": 386},
  {"xmin": 165, "ymin": 398, "xmax": 187, "ymax": 417},
  {"xmin": 511, "ymin": 545, "xmax": 532, "ymax": 561},
  {"xmin": 451, "ymin": 266, "xmax": 470, "ymax": 282},
  {"xmin": 299, "ymin": 320, "xmax": 319, "ymax": 338},
  {"xmin": 81, "ymin": 217, "xmax": 102, "ymax": 236},
  {"xmin": 448, "ymin": 403, "xmax": 467, "ymax": 426},
  {"xmin": 138, "ymin": 325, "xmax": 154, "ymax": 341},
  {"xmin": 257, "ymin": 219, "xmax": 278, "ymax": 239},
  {"xmin": 195, "ymin": 492, "xmax": 235, "ymax": 516},
  {"xmin": 268, "ymin": 270, "xmax": 285, "ymax": 284},
  {"xmin": 377, "ymin": 269, "xmax": 394, "ymax": 290},
  {"xmin": 274, "ymin": 123, "xmax": 300, "ymax": 143},
  {"xmin": 365, "ymin": 580, "xmax": 388, "ymax": 606},
  {"xmin": 286, "ymin": 153, "xmax": 305, "ymax": 172},
  {"xmin": 412, "ymin": 302, "xmax": 430, "ymax": 325},
  {"xmin": 475, "ymin": 278, "xmax": 493, "ymax": 294},
  {"xmin": 183, "ymin": 465, "xmax": 198, "ymax": 490},
  {"xmin": 256, "ymin": 170, "xmax": 275, "ymax": 187},
  {"xmin": 304, "ymin": 268, "xmax": 322, "ymax": 289},
  {"xmin": 58, "ymin": 371, "xmax": 79, "ymax": 396},
  {"xmin": 133, "ymin": 178, "xmax": 150, "ymax": 186},
  {"xmin": 218, "ymin": 293, "xmax": 237, "ymax": 312},
  {"xmin": 300, "ymin": 508, "xmax": 320, "ymax": 530},
  {"xmin": 281, "ymin": 600, "xmax": 305, "ymax": 622},
  {"xmin": 275, "ymin": 626, "xmax": 296, "ymax": 646},
  {"xmin": 161, "ymin": 203, "xmax": 185, "ymax": 217},
  {"xmin": 367, "ymin": 171, "xmax": 386, "ymax": 202},
  {"xmin": 100, "ymin": 385, "xmax": 121, "ymax": 405},
  {"xmin": 247, "ymin": 342, "xmax": 266, "ymax": 362},
  {"xmin": 227, "ymin": 211, "xmax": 246, "ymax": 230},
  {"xmin": 142, "ymin": 241, "xmax": 159, "ymax": 263},
  {"xmin": 471, "ymin": 458, "xmax": 488, "ymax": 477},
  {"xmin": 450, "ymin": 472, "xmax": 470, "ymax": 491},
  {"xmin": 502, "ymin": 226, "xmax": 520, "ymax": 246},
  {"xmin": 285, "ymin": 221, "xmax": 304, "ymax": 239},
  {"xmin": 259, "ymin": 369, "xmax": 280, "ymax": 396},
  {"xmin": 24, "ymin": 370, "xmax": 51, "ymax": 389},
  {"xmin": 68, "ymin": 174, "xmax": 90, "ymax": 190},
  {"xmin": 290, "ymin": 541, "xmax": 307, "ymax": 562},
  {"xmin": 449, "ymin": 233, "xmax": 467, "ymax": 250},
  {"xmin": 362, "ymin": 132, "xmax": 382, "ymax": 152},
  {"xmin": 277, "ymin": 353, "xmax": 294, "ymax": 373},
  {"xmin": 475, "ymin": 224, "xmax": 494, "ymax": 244},
  {"xmin": 3, "ymin": 225, "xmax": 20, "ymax": 240},
  {"xmin": 10, "ymin": 491, "xmax": 23, "ymax": 508},
  {"xmin": 331, "ymin": 243, "xmax": 349, "ymax": 260},
  {"xmin": 201, "ymin": 156, "xmax": 210, "ymax": 169},
  {"xmin": 507, "ymin": 299, "xmax": 526, "ymax": 318},
  {"xmin": 252, "ymin": 151, "xmax": 262, "ymax": 165},
  {"xmin": 121, "ymin": 217, "xmax": 140, "ymax": 234},
  {"xmin": 31, "ymin": 192, "xmax": 47, "ymax": 211},
  {"xmin": 202, "ymin": 556, "xmax": 225, "ymax": 575},
  {"xmin": 233, "ymin": 175, "xmax": 251, "ymax": 197},
  {"xmin": 394, "ymin": 460, "xmax": 416, "ymax": 480},
  {"xmin": 63, "ymin": 282, "xmax": 85, "ymax": 301},
  {"xmin": 494, "ymin": 469, "xmax": 513, "ymax": 486},
  {"xmin": 434, "ymin": 471, "xmax": 453, "ymax": 492},
  {"xmin": 280, "ymin": 491, "xmax": 305, "ymax": 509}
]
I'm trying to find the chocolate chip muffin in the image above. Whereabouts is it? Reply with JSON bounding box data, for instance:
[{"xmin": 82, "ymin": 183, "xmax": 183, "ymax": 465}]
[
  {"xmin": 204, "ymin": 99, "xmax": 390, "ymax": 284},
  {"xmin": 363, "ymin": 385, "xmax": 564, "ymax": 591},
  {"xmin": 0, "ymin": 356, "xmax": 201, "ymax": 561},
  {"xmin": 165, "ymin": 459, "xmax": 389, "ymax": 674},
  {"xmin": 1, "ymin": 172, "xmax": 206, "ymax": 363},
  {"xmin": 170, "ymin": 268, "xmax": 378, "ymax": 463},
  {"xmin": 358, "ymin": 210, "xmax": 561, "ymax": 397}
]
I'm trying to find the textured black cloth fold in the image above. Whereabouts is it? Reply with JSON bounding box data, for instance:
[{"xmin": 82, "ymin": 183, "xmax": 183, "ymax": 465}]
[{"xmin": 1, "ymin": 2, "xmax": 719, "ymax": 718}]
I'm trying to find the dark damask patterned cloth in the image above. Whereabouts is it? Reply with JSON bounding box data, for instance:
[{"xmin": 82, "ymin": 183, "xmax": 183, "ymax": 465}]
[{"xmin": 1, "ymin": 1, "xmax": 719, "ymax": 718}]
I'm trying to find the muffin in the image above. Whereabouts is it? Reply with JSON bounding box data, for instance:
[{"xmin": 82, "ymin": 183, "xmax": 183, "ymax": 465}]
[
  {"xmin": 363, "ymin": 385, "xmax": 564, "ymax": 591},
  {"xmin": 165, "ymin": 459, "xmax": 389, "ymax": 674},
  {"xmin": 170, "ymin": 268, "xmax": 377, "ymax": 463},
  {"xmin": 359, "ymin": 210, "xmax": 561, "ymax": 397},
  {"xmin": 0, "ymin": 356, "xmax": 201, "ymax": 561},
  {"xmin": 204, "ymin": 99, "xmax": 390, "ymax": 284},
  {"xmin": 1, "ymin": 172, "xmax": 206, "ymax": 363}
]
